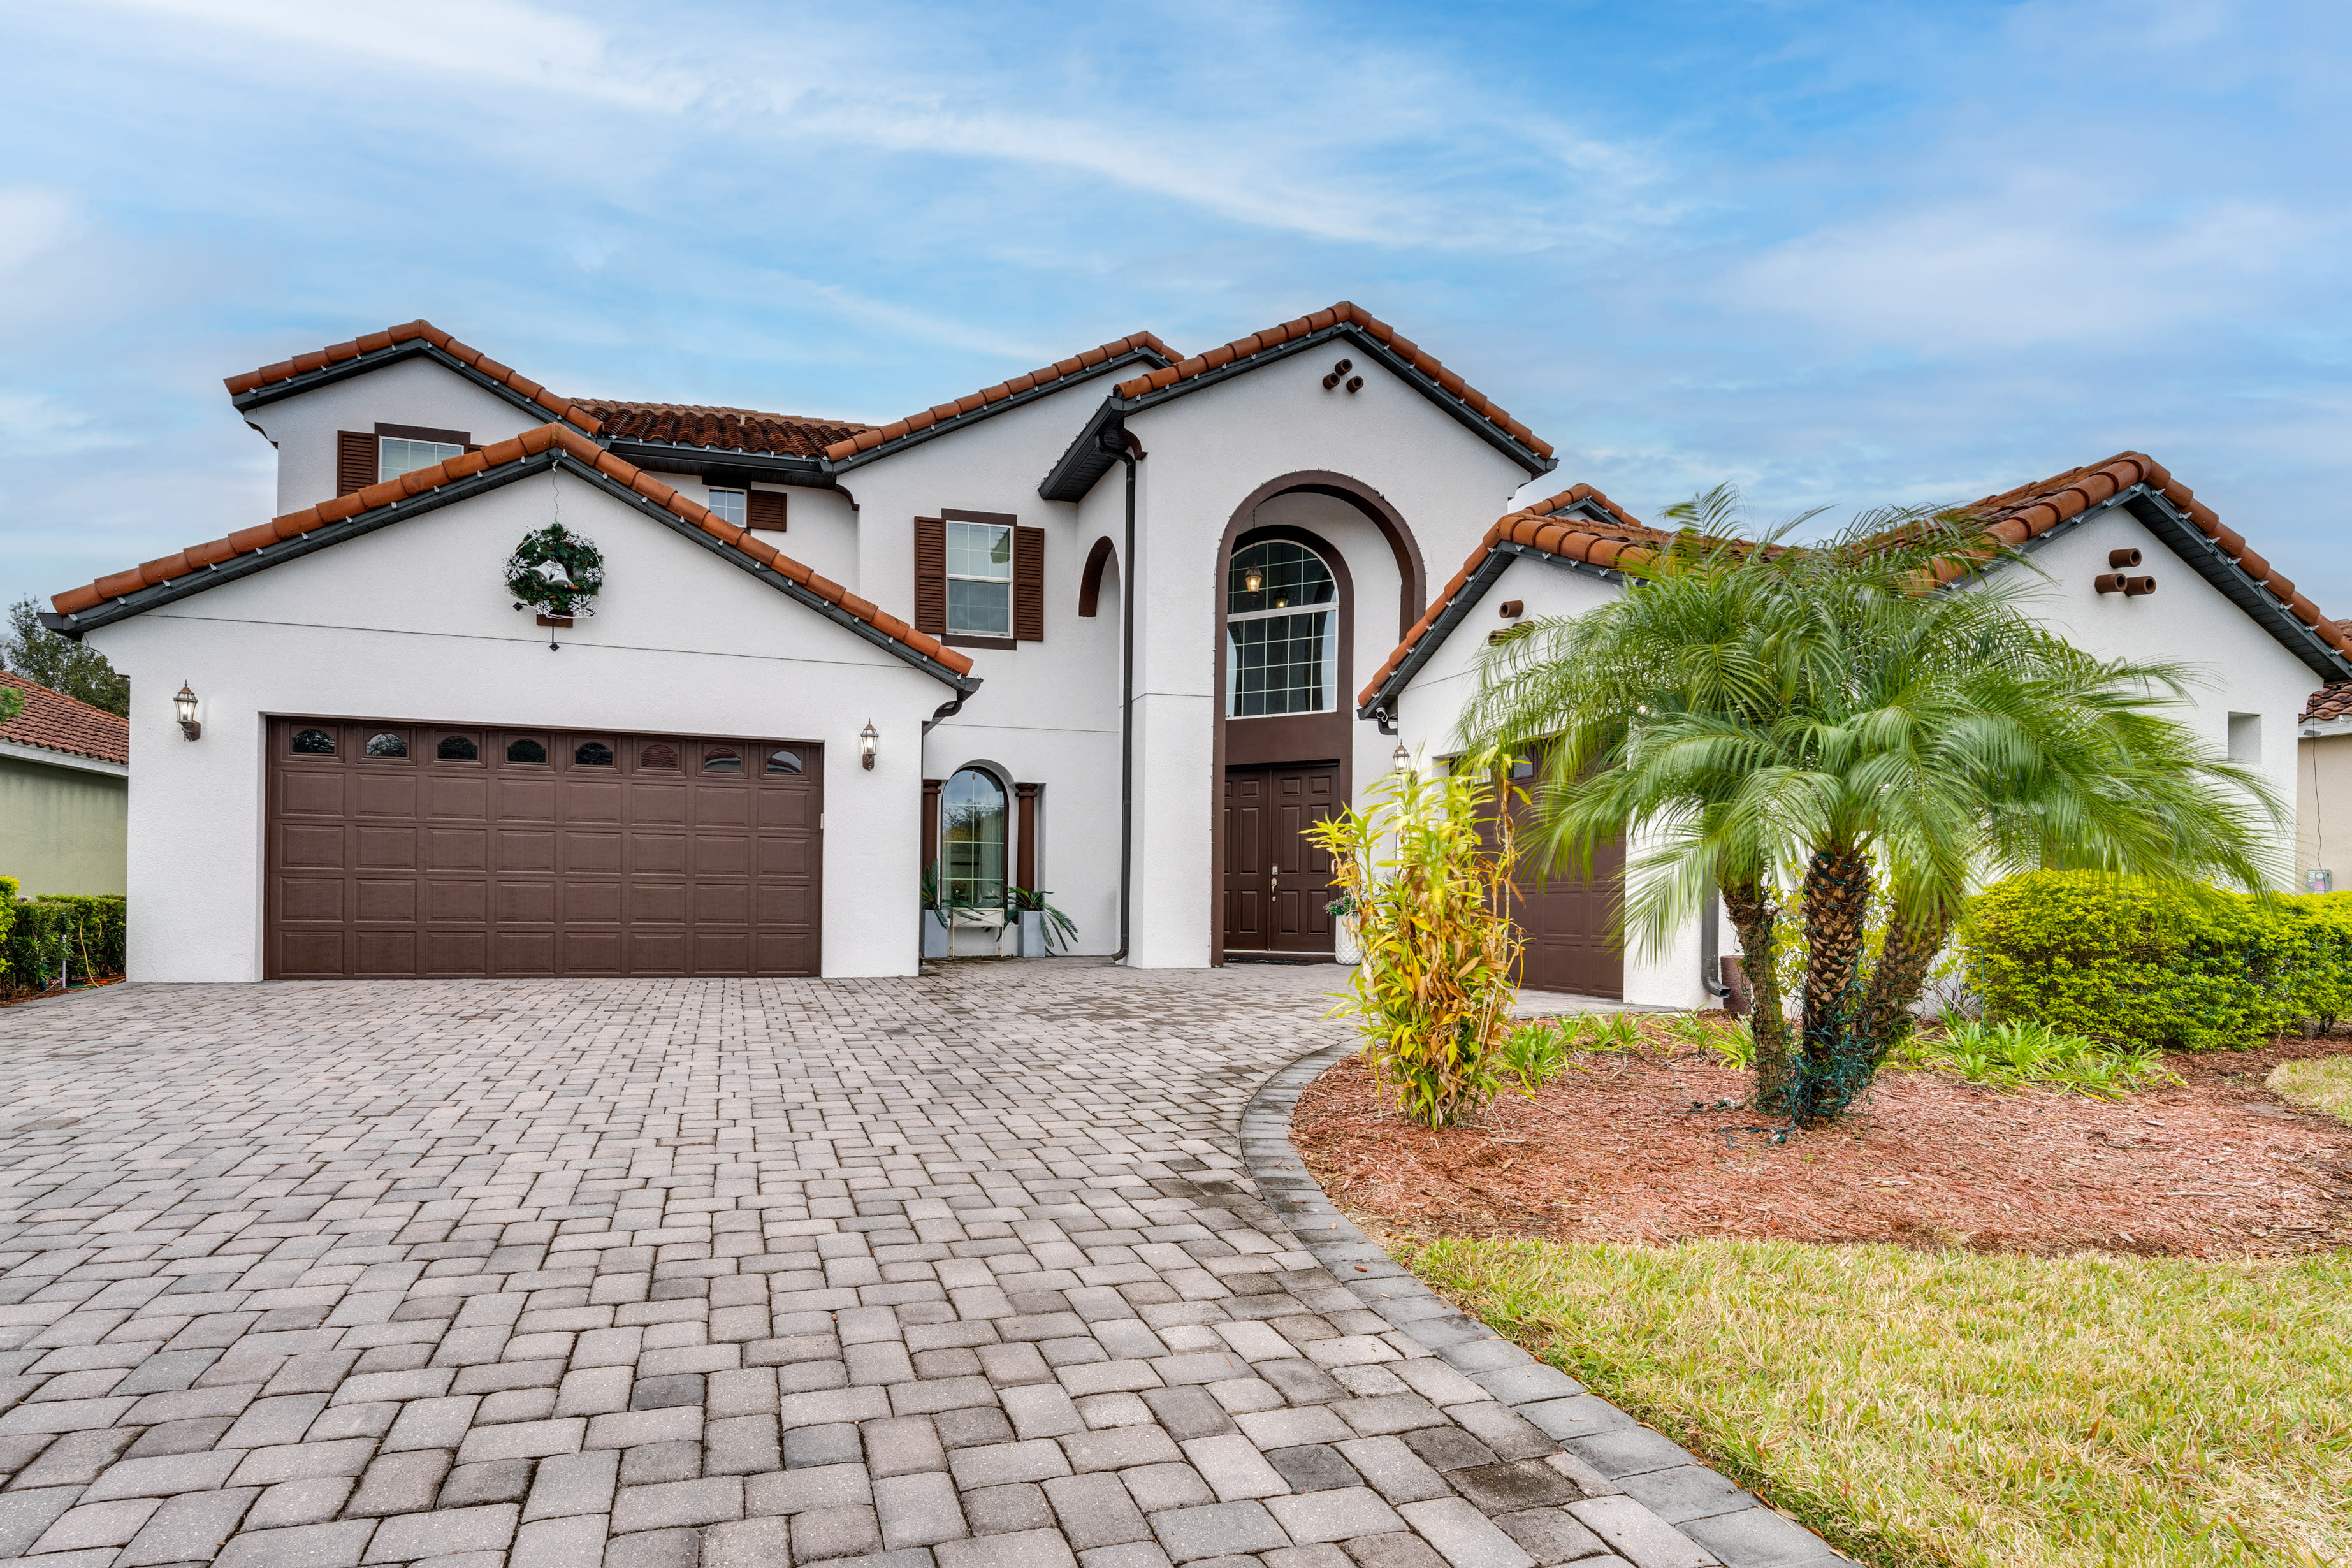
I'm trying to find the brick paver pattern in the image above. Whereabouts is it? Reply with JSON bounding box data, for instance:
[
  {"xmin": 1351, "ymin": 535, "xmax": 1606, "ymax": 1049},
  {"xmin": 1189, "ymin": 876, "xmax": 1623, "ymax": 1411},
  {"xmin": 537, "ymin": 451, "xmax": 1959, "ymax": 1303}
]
[{"xmin": 0, "ymin": 962, "xmax": 1664, "ymax": 1568}]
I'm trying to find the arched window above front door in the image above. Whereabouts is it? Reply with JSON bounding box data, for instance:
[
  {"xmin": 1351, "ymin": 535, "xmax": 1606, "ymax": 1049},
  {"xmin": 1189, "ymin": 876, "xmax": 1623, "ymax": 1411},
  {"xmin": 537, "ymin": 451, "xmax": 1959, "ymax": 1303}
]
[
  {"xmin": 1227, "ymin": 539, "xmax": 1338, "ymax": 718},
  {"xmin": 942, "ymin": 768, "xmax": 1008, "ymax": 910}
]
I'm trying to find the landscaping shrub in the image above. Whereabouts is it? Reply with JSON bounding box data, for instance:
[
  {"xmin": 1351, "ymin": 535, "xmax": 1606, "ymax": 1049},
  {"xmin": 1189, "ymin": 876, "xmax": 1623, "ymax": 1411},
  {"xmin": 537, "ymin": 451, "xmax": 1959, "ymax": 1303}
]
[
  {"xmin": 5, "ymin": 894, "xmax": 127, "ymax": 990},
  {"xmin": 1894, "ymin": 1019, "xmax": 2175, "ymax": 1098},
  {"xmin": 1959, "ymin": 872, "xmax": 2352, "ymax": 1050},
  {"xmin": 1309, "ymin": 754, "xmax": 1521, "ymax": 1128}
]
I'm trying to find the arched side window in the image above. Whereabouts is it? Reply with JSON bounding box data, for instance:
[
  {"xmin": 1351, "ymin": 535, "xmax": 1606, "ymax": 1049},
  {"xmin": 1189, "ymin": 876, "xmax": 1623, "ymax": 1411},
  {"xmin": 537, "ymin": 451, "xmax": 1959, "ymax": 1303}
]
[
  {"xmin": 942, "ymin": 767, "xmax": 1008, "ymax": 910},
  {"xmin": 1226, "ymin": 539, "xmax": 1338, "ymax": 717}
]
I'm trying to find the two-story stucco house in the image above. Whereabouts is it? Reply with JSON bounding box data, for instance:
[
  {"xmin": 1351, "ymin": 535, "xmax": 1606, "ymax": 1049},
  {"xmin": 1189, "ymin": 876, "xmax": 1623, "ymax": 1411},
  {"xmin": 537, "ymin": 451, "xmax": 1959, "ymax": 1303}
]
[{"xmin": 43, "ymin": 310, "xmax": 2349, "ymax": 1001}]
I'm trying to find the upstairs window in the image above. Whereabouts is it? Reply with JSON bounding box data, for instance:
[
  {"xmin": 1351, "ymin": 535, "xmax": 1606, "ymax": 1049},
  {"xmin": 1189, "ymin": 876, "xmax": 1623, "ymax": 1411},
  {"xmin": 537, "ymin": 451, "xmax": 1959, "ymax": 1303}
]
[
  {"xmin": 1226, "ymin": 539, "xmax": 1338, "ymax": 717},
  {"xmin": 708, "ymin": 488, "xmax": 748, "ymax": 527},
  {"xmin": 379, "ymin": 437, "xmax": 464, "ymax": 481},
  {"xmin": 947, "ymin": 521, "xmax": 1013, "ymax": 637}
]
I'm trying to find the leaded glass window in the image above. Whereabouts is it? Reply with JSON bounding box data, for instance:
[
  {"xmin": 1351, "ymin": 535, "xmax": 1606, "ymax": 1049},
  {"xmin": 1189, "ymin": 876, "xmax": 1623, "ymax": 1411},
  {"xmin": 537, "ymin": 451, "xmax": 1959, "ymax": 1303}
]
[{"xmin": 1226, "ymin": 540, "xmax": 1337, "ymax": 718}]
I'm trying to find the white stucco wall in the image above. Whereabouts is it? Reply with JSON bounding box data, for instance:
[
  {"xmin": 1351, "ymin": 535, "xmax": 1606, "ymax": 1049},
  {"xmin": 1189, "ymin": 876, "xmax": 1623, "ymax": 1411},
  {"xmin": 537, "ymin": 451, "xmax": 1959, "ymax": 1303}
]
[
  {"xmin": 2004, "ymin": 502, "xmax": 2315, "ymax": 880},
  {"xmin": 243, "ymin": 358, "xmax": 553, "ymax": 516},
  {"xmin": 86, "ymin": 470, "xmax": 953, "ymax": 982}
]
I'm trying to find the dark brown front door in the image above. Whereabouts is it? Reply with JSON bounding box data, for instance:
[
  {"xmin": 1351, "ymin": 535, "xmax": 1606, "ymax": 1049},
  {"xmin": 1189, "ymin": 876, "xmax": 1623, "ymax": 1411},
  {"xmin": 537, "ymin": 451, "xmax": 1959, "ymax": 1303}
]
[
  {"xmin": 1221, "ymin": 762, "xmax": 1338, "ymax": 957},
  {"xmin": 1512, "ymin": 833, "xmax": 1625, "ymax": 998},
  {"xmin": 266, "ymin": 718, "xmax": 821, "ymax": 978}
]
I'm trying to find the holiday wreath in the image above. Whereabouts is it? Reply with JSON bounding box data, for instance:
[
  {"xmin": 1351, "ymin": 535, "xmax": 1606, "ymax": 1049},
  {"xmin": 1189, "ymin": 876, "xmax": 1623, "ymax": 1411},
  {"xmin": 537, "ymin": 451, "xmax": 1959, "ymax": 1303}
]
[{"xmin": 505, "ymin": 524, "xmax": 605, "ymax": 618}]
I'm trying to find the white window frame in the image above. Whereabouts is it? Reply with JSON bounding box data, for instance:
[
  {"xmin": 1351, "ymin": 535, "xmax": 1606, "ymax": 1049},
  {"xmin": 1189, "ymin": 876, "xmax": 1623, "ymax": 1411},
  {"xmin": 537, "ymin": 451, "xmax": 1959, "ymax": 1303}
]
[
  {"xmin": 947, "ymin": 520, "xmax": 1014, "ymax": 639},
  {"xmin": 708, "ymin": 488, "xmax": 748, "ymax": 528},
  {"xmin": 378, "ymin": 437, "xmax": 464, "ymax": 483}
]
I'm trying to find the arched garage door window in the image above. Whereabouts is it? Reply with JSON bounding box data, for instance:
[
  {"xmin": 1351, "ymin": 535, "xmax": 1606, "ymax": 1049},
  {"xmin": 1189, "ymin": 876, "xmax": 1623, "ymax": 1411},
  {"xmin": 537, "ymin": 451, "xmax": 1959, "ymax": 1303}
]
[
  {"xmin": 1226, "ymin": 539, "xmax": 1338, "ymax": 717},
  {"xmin": 943, "ymin": 767, "xmax": 1008, "ymax": 910}
]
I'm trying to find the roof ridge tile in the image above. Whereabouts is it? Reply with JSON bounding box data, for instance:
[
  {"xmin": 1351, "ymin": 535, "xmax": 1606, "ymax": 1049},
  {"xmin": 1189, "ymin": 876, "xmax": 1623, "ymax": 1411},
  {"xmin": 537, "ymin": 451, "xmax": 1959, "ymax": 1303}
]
[
  {"xmin": 822, "ymin": 331, "xmax": 1180, "ymax": 463},
  {"xmin": 1113, "ymin": 301, "xmax": 1554, "ymax": 461},
  {"xmin": 224, "ymin": 319, "xmax": 604, "ymax": 435}
]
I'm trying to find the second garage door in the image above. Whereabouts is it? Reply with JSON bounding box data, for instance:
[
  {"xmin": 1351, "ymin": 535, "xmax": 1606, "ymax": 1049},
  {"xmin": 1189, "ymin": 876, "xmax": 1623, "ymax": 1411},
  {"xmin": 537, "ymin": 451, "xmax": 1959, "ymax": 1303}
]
[{"xmin": 267, "ymin": 718, "xmax": 821, "ymax": 978}]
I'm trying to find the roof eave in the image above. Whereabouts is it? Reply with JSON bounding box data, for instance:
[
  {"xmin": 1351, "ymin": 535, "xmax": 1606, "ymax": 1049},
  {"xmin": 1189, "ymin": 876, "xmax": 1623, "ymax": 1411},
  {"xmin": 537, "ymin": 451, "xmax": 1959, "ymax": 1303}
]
[
  {"xmin": 1119, "ymin": 322, "xmax": 1559, "ymax": 479},
  {"xmin": 41, "ymin": 452, "xmax": 980, "ymax": 695},
  {"xmin": 1358, "ymin": 540, "xmax": 1627, "ymax": 720},
  {"xmin": 231, "ymin": 340, "xmax": 599, "ymax": 435},
  {"xmin": 826, "ymin": 348, "xmax": 1173, "ymax": 477},
  {"xmin": 0, "ymin": 737, "xmax": 129, "ymax": 776},
  {"xmin": 604, "ymin": 439, "xmax": 834, "ymax": 489},
  {"xmin": 1988, "ymin": 484, "xmax": 2352, "ymax": 683},
  {"xmin": 1037, "ymin": 400, "xmax": 1131, "ymax": 503}
]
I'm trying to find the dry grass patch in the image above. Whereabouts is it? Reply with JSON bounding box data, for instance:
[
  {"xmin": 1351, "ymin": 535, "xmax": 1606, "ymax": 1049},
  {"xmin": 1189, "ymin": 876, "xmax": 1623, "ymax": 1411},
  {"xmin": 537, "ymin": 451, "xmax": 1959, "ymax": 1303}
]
[
  {"xmin": 2269, "ymin": 1057, "xmax": 2352, "ymax": 1123},
  {"xmin": 1409, "ymin": 1236, "xmax": 2351, "ymax": 1568}
]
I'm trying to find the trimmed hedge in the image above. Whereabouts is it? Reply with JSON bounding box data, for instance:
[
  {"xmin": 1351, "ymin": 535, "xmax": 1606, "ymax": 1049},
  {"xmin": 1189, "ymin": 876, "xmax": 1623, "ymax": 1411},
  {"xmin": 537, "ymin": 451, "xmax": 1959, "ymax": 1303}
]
[
  {"xmin": 4, "ymin": 893, "xmax": 127, "ymax": 991},
  {"xmin": 1959, "ymin": 872, "xmax": 2352, "ymax": 1050}
]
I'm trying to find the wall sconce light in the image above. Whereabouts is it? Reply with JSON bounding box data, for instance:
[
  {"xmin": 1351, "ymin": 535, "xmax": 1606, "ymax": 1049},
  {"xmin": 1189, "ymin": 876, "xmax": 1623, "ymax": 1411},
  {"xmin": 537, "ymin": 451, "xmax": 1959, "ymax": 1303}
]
[
  {"xmin": 173, "ymin": 682, "xmax": 201, "ymax": 741},
  {"xmin": 860, "ymin": 720, "xmax": 878, "ymax": 771},
  {"xmin": 1392, "ymin": 742, "xmax": 1411, "ymax": 773}
]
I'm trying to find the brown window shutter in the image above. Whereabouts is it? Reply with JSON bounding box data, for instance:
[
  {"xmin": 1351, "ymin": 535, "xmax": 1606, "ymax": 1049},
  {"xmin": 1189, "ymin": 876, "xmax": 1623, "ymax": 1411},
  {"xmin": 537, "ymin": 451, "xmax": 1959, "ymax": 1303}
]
[
  {"xmin": 1014, "ymin": 783, "xmax": 1040, "ymax": 892},
  {"xmin": 747, "ymin": 490, "xmax": 787, "ymax": 532},
  {"xmin": 337, "ymin": 432, "xmax": 377, "ymax": 496},
  {"xmin": 1013, "ymin": 525, "xmax": 1045, "ymax": 642},
  {"xmin": 914, "ymin": 518, "xmax": 946, "ymax": 636}
]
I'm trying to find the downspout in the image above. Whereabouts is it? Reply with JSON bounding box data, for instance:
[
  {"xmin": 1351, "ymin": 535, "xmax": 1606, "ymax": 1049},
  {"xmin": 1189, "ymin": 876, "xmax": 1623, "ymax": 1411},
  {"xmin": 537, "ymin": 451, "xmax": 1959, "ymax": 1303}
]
[
  {"xmin": 1700, "ymin": 883, "xmax": 1732, "ymax": 1006},
  {"xmin": 1110, "ymin": 430, "xmax": 1142, "ymax": 963}
]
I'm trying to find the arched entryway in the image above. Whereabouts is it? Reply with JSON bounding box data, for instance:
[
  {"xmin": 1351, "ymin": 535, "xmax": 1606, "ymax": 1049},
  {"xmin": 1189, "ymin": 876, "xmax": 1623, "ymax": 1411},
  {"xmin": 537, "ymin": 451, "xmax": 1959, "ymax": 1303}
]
[{"xmin": 1210, "ymin": 474, "xmax": 1425, "ymax": 963}]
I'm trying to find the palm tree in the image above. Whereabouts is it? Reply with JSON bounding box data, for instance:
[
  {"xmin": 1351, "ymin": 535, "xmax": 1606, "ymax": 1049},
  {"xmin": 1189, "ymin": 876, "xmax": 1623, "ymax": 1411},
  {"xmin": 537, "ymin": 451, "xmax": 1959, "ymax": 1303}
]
[{"xmin": 1462, "ymin": 488, "xmax": 2281, "ymax": 1124}]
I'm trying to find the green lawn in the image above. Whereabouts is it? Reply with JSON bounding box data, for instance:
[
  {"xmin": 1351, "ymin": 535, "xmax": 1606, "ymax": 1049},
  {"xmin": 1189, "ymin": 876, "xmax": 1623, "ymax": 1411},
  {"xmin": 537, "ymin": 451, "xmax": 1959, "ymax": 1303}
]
[{"xmin": 1407, "ymin": 1237, "xmax": 2352, "ymax": 1568}]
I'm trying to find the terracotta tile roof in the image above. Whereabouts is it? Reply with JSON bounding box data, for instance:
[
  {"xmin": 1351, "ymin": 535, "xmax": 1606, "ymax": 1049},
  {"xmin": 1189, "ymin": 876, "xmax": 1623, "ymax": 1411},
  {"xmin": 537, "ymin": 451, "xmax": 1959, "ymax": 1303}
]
[
  {"xmin": 1116, "ymin": 303, "xmax": 1555, "ymax": 463},
  {"xmin": 1951, "ymin": 451, "xmax": 2349, "ymax": 656},
  {"xmin": 579, "ymin": 401, "xmax": 870, "ymax": 459},
  {"xmin": 50, "ymin": 424, "xmax": 973, "ymax": 680},
  {"xmin": 1358, "ymin": 484, "xmax": 1664, "ymax": 707},
  {"xmin": 1363, "ymin": 451, "xmax": 2351, "ymax": 716},
  {"xmin": 2305, "ymin": 676, "xmax": 2352, "ymax": 723},
  {"xmin": 0, "ymin": 672, "xmax": 128, "ymax": 766},
  {"xmin": 224, "ymin": 320, "xmax": 604, "ymax": 434},
  {"xmin": 822, "ymin": 333, "xmax": 1179, "ymax": 463}
]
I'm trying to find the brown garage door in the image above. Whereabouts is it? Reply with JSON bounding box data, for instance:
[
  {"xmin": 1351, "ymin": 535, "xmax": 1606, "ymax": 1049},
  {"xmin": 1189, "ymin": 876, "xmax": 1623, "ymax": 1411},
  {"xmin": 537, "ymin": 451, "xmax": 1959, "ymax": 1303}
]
[{"xmin": 267, "ymin": 718, "xmax": 821, "ymax": 978}]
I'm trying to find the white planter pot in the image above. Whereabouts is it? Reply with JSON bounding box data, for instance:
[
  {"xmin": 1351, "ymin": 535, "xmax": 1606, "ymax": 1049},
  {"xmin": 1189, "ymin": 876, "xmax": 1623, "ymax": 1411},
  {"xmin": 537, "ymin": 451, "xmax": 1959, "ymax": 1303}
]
[
  {"xmin": 1333, "ymin": 915, "xmax": 1362, "ymax": 966},
  {"xmin": 922, "ymin": 910, "xmax": 951, "ymax": 959},
  {"xmin": 1017, "ymin": 910, "xmax": 1049, "ymax": 957}
]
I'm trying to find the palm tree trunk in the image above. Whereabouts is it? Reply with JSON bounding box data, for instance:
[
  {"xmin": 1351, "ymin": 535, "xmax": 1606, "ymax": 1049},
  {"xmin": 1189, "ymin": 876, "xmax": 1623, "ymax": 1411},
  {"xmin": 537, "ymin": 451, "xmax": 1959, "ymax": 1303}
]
[
  {"xmin": 1719, "ymin": 880, "xmax": 1794, "ymax": 1115},
  {"xmin": 1797, "ymin": 843, "xmax": 1873, "ymax": 1122},
  {"xmin": 1857, "ymin": 913, "xmax": 1952, "ymax": 1066}
]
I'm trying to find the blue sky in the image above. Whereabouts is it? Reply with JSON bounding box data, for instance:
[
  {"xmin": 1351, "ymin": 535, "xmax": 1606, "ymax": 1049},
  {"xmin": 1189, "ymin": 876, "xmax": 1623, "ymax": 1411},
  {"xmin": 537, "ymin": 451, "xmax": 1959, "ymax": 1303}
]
[{"xmin": 3, "ymin": 0, "xmax": 2348, "ymax": 621}]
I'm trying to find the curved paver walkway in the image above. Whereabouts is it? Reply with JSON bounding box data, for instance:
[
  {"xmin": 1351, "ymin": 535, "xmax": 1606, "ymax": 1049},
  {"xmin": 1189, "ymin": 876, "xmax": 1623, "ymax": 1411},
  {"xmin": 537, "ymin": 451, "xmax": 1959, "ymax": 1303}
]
[{"xmin": 0, "ymin": 962, "xmax": 1843, "ymax": 1568}]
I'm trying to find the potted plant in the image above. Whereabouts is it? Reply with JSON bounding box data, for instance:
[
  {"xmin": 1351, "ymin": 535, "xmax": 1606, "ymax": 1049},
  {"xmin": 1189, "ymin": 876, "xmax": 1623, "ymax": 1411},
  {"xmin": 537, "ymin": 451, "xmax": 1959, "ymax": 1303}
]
[
  {"xmin": 1329, "ymin": 891, "xmax": 1361, "ymax": 966},
  {"xmin": 920, "ymin": 867, "xmax": 978, "ymax": 959},
  {"xmin": 1009, "ymin": 887, "xmax": 1078, "ymax": 957}
]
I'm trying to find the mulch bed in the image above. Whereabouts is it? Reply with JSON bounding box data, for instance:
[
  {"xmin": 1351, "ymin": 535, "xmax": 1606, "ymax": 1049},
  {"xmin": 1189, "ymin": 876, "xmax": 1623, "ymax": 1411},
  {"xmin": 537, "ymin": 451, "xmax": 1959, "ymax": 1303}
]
[{"xmin": 1292, "ymin": 1027, "xmax": 2352, "ymax": 1259}]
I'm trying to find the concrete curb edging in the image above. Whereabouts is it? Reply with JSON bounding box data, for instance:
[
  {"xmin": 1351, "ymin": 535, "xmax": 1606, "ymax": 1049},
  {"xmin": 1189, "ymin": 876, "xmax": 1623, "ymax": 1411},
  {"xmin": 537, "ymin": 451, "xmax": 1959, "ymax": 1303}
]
[{"xmin": 1241, "ymin": 1041, "xmax": 1855, "ymax": 1568}]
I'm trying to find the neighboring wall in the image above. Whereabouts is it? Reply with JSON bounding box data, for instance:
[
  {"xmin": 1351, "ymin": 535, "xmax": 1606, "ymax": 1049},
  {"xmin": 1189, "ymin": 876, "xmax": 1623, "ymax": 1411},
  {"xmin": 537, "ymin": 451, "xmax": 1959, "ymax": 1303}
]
[
  {"xmin": 0, "ymin": 755, "xmax": 127, "ymax": 896},
  {"xmin": 2298, "ymin": 729, "xmax": 2352, "ymax": 889}
]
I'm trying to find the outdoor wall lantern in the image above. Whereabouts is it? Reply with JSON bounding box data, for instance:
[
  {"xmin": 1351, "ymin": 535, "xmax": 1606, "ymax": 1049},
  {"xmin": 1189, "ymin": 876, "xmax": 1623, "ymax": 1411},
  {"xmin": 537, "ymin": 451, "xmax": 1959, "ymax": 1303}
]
[
  {"xmin": 860, "ymin": 720, "xmax": 878, "ymax": 771},
  {"xmin": 173, "ymin": 682, "xmax": 201, "ymax": 741},
  {"xmin": 1392, "ymin": 741, "xmax": 1411, "ymax": 773}
]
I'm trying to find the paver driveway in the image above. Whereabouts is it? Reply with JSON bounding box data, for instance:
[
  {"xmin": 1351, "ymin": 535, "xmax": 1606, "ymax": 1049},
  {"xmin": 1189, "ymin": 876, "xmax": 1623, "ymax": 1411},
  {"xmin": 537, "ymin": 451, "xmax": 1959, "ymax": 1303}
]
[{"xmin": 0, "ymin": 962, "xmax": 1729, "ymax": 1568}]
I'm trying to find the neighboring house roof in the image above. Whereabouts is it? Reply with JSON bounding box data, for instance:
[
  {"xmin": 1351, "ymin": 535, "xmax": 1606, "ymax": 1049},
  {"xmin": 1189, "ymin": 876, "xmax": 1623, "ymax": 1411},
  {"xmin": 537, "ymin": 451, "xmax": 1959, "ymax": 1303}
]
[
  {"xmin": 1361, "ymin": 452, "xmax": 2352, "ymax": 722},
  {"xmin": 2304, "ymin": 674, "xmax": 2352, "ymax": 723},
  {"xmin": 0, "ymin": 672, "xmax": 128, "ymax": 767},
  {"xmin": 225, "ymin": 320, "xmax": 606, "ymax": 434},
  {"xmin": 821, "ymin": 332, "xmax": 1180, "ymax": 465},
  {"xmin": 45, "ymin": 423, "xmax": 978, "ymax": 691},
  {"xmin": 1357, "ymin": 484, "xmax": 1664, "ymax": 715},
  {"xmin": 576, "ymin": 401, "xmax": 870, "ymax": 460}
]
